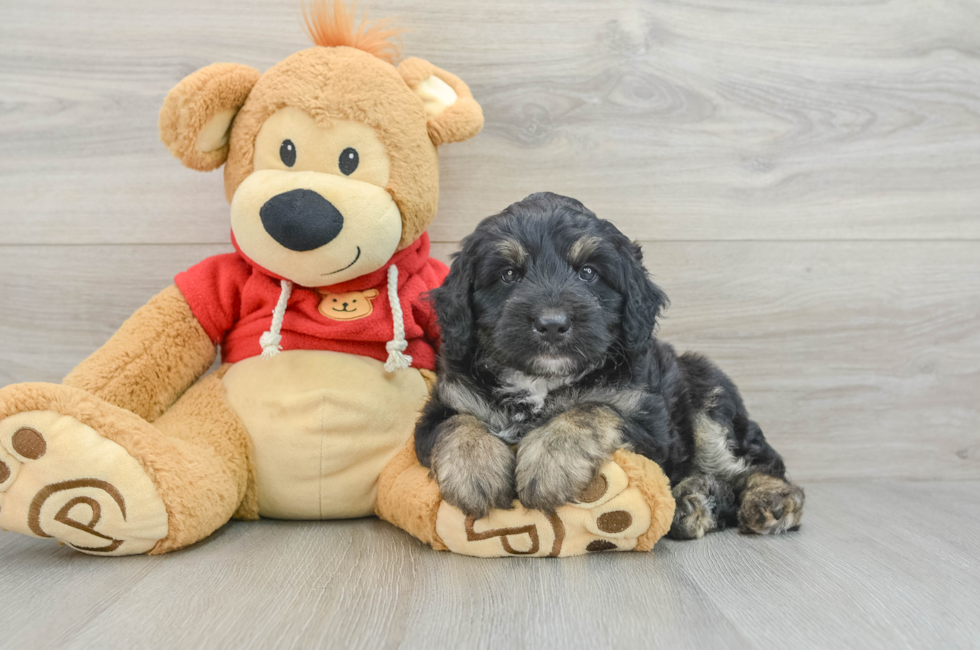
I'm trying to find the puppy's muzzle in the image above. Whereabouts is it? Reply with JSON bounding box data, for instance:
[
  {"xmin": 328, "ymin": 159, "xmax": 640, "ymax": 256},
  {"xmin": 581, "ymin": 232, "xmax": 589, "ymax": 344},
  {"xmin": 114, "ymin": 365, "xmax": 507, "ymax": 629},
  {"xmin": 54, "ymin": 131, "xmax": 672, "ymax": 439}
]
[
  {"xmin": 533, "ymin": 311, "xmax": 571, "ymax": 344},
  {"xmin": 260, "ymin": 189, "xmax": 344, "ymax": 252}
]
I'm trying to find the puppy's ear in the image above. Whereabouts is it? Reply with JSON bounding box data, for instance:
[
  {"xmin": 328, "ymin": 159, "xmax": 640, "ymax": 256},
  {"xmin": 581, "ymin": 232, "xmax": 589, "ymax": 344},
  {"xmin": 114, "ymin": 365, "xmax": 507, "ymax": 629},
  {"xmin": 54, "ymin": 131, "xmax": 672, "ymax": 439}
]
[
  {"xmin": 431, "ymin": 250, "xmax": 476, "ymax": 364},
  {"xmin": 159, "ymin": 63, "xmax": 261, "ymax": 171},
  {"xmin": 398, "ymin": 57, "xmax": 484, "ymax": 146},
  {"xmin": 621, "ymin": 241, "xmax": 669, "ymax": 351}
]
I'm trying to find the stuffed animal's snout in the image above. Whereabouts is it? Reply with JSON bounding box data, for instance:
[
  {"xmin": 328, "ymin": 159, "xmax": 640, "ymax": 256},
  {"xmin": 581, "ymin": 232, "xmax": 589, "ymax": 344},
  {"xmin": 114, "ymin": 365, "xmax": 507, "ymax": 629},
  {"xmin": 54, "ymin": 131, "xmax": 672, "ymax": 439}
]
[{"xmin": 260, "ymin": 189, "xmax": 345, "ymax": 252}]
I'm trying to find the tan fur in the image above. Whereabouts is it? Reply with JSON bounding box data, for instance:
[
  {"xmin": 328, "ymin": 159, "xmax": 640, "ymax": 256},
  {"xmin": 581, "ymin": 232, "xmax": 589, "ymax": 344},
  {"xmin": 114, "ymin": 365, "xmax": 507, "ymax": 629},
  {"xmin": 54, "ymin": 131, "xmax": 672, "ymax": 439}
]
[
  {"xmin": 397, "ymin": 57, "xmax": 484, "ymax": 147},
  {"xmin": 430, "ymin": 414, "xmax": 516, "ymax": 518},
  {"xmin": 149, "ymin": 366, "xmax": 254, "ymax": 552},
  {"xmin": 219, "ymin": 46, "xmax": 482, "ymax": 251},
  {"xmin": 0, "ymin": 8, "xmax": 675, "ymax": 558},
  {"xmin": 161, "ymin": 43, "xmax": 482, "ymax": 252},
  {"xmin": 63, "ymin": 285, "xmax": 216, "ymax": 423},
  {"xmin": 613, "ymin": 450, "xmax": 675, "ymax": 551},
  {"xmin": 159, "ymin": 63, "xmax": 261, "ymax": 171},
  {"xmin": 516, "ymin": 405, "xmax": 623, "ymax": 512},
  {"xmin": 375, "ymin": 435, "xmax": 448, "ymax": 551},
  {"xmin": 377, "ymin": 442, "xmax": 675, "ymax": 557},
  {"xmin": 568, "ymin": 235, "xmax": 602, "ymax": 266},
  {"xmin": 0, "ymin": 379, "xmax": 250, "ymax": 555},
  {"xmin": 738, "ymin": 473, "xmax": 805, "ymax": 535},
  {"xmin": 494, "ymin": 238, "xmax": 528, "ymax": 267},
  {"xmin": 418, "ymin": 369, "xmax": 438, "ymax": 392}
]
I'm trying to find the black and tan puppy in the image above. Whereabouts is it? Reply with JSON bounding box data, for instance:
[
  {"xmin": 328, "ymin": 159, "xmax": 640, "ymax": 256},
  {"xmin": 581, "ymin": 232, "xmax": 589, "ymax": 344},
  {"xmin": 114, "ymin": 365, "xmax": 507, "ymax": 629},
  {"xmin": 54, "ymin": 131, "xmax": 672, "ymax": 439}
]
[{"xmin": 415, "ymin": 193, "xmax": 804, "ymax": 539}]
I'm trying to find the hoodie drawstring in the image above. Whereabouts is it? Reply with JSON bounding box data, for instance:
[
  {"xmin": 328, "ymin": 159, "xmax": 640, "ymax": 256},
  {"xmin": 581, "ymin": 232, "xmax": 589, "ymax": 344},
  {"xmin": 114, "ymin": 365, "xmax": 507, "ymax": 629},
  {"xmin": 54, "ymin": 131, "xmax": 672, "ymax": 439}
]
[
  {"xmin": 258, "ymin": 267, "xmax": 412, "ymax": 373},
  {"xmin": 260, "ymin": 279, "xmax": 293, "ymax": 359},
  {"xmin": 384, "ymin": 265, "xmax": 412, "ymax": 372}
]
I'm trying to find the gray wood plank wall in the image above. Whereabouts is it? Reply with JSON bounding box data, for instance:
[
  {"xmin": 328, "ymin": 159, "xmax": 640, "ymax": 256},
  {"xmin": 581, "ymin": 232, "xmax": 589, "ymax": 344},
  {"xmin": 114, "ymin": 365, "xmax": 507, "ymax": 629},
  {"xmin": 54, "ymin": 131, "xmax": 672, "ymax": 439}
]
[{"xmin": 1, "ymin": 0, "xmax": 978, "ymax": 484}]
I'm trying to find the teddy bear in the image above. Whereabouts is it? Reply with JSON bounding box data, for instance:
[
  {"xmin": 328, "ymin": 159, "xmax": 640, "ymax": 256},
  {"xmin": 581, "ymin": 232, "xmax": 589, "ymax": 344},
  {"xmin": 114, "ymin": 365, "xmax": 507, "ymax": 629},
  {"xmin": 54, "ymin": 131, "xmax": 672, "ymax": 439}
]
[{"xmin": 0, "ymin": 1, "xmax": 674, "ymax": 558}]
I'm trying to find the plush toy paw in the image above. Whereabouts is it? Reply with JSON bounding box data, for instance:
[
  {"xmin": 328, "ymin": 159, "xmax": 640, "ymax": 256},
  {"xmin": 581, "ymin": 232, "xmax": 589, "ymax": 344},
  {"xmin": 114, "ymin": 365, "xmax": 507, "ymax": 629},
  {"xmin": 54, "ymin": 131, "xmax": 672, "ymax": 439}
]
[
  {"xmin": 437, "ymin": 457, "xmax": 655, "ymax": 557},
  {"xmin": 0, "ymin": 410, "xmax": 168, "ymax": 556},
  {"xmin": 376, "ymin": 443, "xmax": 675, "ymax": 558}
]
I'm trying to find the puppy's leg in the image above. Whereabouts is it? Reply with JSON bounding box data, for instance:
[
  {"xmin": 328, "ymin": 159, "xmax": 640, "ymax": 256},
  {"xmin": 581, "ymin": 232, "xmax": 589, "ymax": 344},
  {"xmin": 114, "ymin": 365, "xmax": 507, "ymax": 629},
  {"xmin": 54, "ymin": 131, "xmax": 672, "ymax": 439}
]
[
  {"xmin": 516, "ymin": 404, "xmax": 622, "ymax": 513},
  {"xmin": 667, "ymin": 474, "xmax": 736, "ymax": 540},
  {"xmin": 737, "ymin": 473, "xmax": 805, "ymax": 535},
  {"xmin": 678, "ymin": 352, "xmax": 804, "ymax": 536},
  {"xmin": 430, "ymin": 414, "xmax": 516, "ymax": 519}
]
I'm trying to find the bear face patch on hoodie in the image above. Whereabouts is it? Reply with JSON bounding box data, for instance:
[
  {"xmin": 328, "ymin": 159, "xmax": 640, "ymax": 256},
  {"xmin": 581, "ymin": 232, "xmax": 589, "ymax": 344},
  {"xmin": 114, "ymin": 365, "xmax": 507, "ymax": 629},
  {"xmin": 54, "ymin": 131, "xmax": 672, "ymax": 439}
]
[{"xmin": 175, "ymin": 234, "xmax": 446, "ymax": 371}]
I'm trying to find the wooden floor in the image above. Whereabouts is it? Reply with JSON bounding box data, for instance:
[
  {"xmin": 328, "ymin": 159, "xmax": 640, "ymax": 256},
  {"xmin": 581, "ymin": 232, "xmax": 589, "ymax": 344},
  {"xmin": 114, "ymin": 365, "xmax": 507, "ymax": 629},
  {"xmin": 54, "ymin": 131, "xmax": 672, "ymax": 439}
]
[
  {"xmin": 1, "ymin": 0, "xmax": 979, "ymax": 647},
  {"xmin": 1, "ymin": 480, "xmax": 978, "ymax": 649}
]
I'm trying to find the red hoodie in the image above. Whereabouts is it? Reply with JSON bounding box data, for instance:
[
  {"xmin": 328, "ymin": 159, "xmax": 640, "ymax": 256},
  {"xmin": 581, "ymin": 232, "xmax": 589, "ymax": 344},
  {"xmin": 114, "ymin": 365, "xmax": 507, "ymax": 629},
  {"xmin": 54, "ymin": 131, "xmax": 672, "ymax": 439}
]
[{"xmin": 175, "ymin": 234, "xmax": 448, "ymax": 370}]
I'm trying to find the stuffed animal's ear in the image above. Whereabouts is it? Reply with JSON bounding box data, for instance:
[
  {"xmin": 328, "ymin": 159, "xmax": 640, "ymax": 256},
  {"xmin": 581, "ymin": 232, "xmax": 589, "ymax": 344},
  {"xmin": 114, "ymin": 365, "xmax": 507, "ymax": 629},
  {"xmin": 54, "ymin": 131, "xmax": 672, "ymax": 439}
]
[
  {"xmin": 398, "ymin": 57, "xmax": 484, "ymax": 146},
  {"xmin": 159, "ymin": 63, "xmax": 261, "ymax": 171}
]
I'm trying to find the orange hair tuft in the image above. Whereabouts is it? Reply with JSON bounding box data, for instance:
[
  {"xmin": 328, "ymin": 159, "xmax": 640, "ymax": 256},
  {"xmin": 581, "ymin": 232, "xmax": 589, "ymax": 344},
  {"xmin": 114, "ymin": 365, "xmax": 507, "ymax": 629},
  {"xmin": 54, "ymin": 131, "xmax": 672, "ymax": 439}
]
[{"xmin": 302, "ymin": 0, "xmax": 404, "ymax": 64}]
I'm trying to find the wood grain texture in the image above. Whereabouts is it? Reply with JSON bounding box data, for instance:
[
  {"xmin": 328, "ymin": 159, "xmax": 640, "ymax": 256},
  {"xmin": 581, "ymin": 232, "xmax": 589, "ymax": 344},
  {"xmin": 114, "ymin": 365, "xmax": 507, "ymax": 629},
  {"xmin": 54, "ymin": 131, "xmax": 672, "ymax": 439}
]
[
  {"xmin": 1, "ymin": 0, "xmax": 979, "ymax": 244},
  {"xmin": 0, "ymin": 480, "xmax": 977, "ymax": 650},
  {"xmin": 1, "ymin": 241, "xmax": 977, "ymax": 481},
  {"xmin": 1, "ymin": 1, "xmax": 979, "ymax": 644}
]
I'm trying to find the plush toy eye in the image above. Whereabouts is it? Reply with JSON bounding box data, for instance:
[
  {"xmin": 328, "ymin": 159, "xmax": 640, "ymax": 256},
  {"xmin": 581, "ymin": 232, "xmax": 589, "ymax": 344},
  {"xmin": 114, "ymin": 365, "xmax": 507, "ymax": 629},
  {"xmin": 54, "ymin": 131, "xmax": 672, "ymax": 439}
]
[
  {"xmin": 501, "ymin": 268, "xmax": 522, "ymax": 284},
  {"xmin": 578, "ymin": 265, "xmax": 598, "ymax": 282},
  {"xmin": 280, "ymin": 140, "xmax": 296, "ymax": 167},
  {"xmin": 339, "ymin": 147, "xmax": 359, "ymax": 175}
]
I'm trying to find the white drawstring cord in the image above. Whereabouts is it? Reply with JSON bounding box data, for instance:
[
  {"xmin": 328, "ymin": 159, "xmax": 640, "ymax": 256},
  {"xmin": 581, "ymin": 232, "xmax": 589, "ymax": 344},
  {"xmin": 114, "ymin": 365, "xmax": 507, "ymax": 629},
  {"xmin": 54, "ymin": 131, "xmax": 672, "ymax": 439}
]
[
  {"xmin": 258, "ymin": 269, "xmax": 410, "ymax": 371},
  {"xmin": 384, "ymin": 265, "xmax": 412, "ymax": 372},
  {"xmin": 260, "ymin": 279, "xmax": 293, "ymax": 359}
]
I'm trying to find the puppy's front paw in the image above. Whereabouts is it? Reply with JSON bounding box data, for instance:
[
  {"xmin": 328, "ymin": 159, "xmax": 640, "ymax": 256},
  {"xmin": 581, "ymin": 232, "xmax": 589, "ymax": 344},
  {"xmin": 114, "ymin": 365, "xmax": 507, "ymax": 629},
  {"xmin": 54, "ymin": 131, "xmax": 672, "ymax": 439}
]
[
  {"xmin": 516, "ymin": 459, "xmax": 599, "ymax": 514},
  {"xmin": 515, "ymin": 405, "xmax": 622, "ymax": 513},
  {"xmin": 431, "ymin": 415, "xmax": 516, "ymax": 519}
]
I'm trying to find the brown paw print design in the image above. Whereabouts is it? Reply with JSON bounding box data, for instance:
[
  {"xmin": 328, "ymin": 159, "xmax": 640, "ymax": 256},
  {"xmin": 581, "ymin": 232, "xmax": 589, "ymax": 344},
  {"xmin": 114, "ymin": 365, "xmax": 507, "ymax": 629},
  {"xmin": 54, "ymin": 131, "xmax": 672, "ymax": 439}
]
[
  {"xmin": 436, "ymin": 459, "xmax": 655, "ymax": 557},
  {"xmin": 318, "ymin": 288, "xmax": 380, "ymax": 321},
  {"xmin": 0, "ymin": 412, "xmax": 169, "ymax": 556}
]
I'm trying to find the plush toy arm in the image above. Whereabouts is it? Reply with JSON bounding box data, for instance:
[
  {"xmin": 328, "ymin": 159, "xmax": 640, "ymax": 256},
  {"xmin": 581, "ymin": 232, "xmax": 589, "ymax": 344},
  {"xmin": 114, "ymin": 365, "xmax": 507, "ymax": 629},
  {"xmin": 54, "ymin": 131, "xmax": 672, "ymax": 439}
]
[{"xmin": 63, "ymin": 285, "xmax": 217, "ymax": 423}]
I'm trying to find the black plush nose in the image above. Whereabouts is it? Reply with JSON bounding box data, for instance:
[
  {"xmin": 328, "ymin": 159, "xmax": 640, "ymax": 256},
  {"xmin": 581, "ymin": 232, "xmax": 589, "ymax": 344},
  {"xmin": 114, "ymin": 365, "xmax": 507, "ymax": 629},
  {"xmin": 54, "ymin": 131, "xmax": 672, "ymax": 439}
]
[
  {"xmin": 533, "ymin": 312, "xmax": 571, "ymax": 343},
  {"xmin": 260, "ymin": 189, "xmax": 344, "ymax": 252}
]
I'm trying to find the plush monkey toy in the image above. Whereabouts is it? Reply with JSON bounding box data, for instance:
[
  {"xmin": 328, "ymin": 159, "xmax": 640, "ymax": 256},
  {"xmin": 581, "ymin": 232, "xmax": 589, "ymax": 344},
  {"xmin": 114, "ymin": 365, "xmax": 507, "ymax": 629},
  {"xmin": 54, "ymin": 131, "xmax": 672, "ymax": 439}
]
[{"xmin": 0, "ymin": 1, "xmax": 673, "ymax": 558}]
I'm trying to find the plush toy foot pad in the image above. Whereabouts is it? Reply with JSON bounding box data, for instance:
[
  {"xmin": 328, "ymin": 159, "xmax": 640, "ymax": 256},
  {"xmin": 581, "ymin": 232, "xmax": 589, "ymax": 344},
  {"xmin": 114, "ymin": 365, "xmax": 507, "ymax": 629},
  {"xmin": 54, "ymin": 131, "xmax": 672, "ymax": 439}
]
[
  {"xmin": 434, "ymin": 455, "xmax": 670, "ymax": 557},
  {"xmin": 0, "ymin": 411, "xmax": 168, "ymax": 556}
]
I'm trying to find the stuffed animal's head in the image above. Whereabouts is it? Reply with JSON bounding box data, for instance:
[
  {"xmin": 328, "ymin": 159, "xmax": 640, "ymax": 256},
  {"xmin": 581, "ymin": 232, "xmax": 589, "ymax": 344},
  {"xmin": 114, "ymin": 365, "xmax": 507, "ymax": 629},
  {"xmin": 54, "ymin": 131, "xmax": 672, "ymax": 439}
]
[{"xmin": 159, "ymin": 1, "xmax": 483, "ymax": 287}]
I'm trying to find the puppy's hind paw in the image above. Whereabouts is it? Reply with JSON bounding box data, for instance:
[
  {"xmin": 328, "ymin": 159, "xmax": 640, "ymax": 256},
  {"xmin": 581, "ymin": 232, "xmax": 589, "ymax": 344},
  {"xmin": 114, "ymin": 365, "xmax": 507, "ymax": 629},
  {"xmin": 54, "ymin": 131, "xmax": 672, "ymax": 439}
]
[
  {"xmin": 737, "ymin": 473, "xmax": 805, "ymax": 535},
  {"xmin": 667, "ymin": 476, "xmax": 717, "ymax": 540}
]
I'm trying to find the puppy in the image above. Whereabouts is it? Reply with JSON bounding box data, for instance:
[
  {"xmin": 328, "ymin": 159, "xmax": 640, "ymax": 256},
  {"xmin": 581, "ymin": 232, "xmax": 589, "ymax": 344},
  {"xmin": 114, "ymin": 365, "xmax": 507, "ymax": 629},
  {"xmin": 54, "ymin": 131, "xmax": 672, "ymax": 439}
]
[{"xmin": 415, "ymin": 193, "xmax": 804, "ymax": 538}]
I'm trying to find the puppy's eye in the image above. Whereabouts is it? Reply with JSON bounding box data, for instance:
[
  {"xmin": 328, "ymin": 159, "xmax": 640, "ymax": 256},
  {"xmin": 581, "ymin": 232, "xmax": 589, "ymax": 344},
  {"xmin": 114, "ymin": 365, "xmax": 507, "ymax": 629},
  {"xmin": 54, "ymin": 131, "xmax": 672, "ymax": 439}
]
[
  {"xmin": 280, "ymin": 140, "xmax": 296, "ymax": 167},
  {"xmin": 501, "ymin": 268, "xmax": 522, "ymax": 284},
  {"xmin": 339, "ymin": 147, "xmax": 359, "ymax": 175},
  {"xmin": 578, "ymin": 265, "xmax": 598, "ymax": 282}
]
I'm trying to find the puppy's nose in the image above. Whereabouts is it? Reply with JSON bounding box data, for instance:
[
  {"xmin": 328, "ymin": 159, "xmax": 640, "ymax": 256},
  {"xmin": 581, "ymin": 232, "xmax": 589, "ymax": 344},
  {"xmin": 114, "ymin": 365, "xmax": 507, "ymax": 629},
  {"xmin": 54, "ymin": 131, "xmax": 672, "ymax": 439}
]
[
  {"xmin": 260, "ymin": 189, "xmax": 344, "ymax": 252},
  {"xmin": 533, "ymin": 312, "xmax": 571, "ymax": 343}
]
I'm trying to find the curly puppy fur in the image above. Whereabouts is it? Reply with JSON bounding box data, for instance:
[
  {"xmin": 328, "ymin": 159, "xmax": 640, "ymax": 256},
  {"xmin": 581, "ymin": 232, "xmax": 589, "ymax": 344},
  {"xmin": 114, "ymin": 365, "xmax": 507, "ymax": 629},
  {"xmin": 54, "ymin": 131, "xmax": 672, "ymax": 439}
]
[
  {"xmin": 416, "ymin": 193, "xmax": 804, "ymax": 537},
  {"xmin": 429, "ymin": 414, "xmax": 515, "ymax": 518}
]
